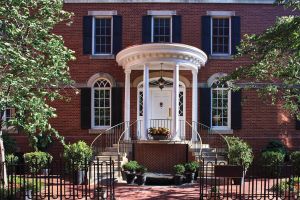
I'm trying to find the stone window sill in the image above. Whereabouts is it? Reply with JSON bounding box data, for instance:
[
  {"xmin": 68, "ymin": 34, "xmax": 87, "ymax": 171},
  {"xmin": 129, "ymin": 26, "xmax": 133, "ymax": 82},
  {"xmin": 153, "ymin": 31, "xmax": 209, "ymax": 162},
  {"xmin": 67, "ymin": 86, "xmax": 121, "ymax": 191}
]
[
  {"xmin": 209, "ymin": 55, "xmax": 234, "ymax": 60},
  {"xmin": 90, "ymin": 55, "xmax": 115, "ymax": 60},
  {"xmin": 211, "ymin": 129, "xmax": 233, "ymax": 134},
  {"xmin": 89, "ymin": 128, "xmax": 108, "ymax": 134}
]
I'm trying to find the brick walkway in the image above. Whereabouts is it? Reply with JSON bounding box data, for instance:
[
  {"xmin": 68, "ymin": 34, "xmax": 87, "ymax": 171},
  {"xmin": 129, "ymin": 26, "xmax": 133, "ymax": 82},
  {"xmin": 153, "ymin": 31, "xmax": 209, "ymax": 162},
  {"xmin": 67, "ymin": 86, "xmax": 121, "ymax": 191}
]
[{"xmin": 114, "ymin": 183, "xmax": 200, "ymax": 200}]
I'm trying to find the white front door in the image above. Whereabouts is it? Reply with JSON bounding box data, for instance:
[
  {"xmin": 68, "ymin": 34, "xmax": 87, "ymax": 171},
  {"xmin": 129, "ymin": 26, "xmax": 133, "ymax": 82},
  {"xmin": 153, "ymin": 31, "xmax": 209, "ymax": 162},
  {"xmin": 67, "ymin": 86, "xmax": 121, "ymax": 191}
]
[{"xmin": 151, "ymin": 90, "xmax": 172, "ymax": 119}]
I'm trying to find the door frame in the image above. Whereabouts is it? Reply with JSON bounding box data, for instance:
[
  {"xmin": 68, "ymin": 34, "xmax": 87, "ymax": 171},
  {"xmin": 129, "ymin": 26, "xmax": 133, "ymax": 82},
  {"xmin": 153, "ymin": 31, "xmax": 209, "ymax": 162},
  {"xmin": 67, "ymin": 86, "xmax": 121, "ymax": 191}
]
[{"xmin": 136, "ymin": 77, "xmax": 186, "ymax": 122}]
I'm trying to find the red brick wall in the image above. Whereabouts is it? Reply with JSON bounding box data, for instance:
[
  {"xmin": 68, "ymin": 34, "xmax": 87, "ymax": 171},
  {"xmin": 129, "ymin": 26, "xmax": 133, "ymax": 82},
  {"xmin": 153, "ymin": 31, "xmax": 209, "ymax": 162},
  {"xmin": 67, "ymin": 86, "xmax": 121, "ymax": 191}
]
[{"xmin": 10, "ymin": 3, "xmax": 300, "ymax": 157}]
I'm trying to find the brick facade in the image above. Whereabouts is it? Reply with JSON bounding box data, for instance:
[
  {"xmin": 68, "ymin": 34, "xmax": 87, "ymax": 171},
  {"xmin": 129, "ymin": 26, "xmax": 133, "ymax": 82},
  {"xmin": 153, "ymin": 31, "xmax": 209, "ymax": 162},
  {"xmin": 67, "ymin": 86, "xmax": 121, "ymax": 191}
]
[{"xmin": 10, "ymin": 2, "xmax": 300, "ymax": 157}]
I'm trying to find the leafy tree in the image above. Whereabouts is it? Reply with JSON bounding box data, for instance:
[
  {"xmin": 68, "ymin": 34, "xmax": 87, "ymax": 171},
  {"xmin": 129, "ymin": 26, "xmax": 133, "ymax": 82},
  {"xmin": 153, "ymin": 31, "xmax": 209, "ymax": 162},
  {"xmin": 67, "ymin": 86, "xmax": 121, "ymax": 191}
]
[
  {"xmin": 225, "ymin": 0, "xmax": 300, "ymax": 119},
  {"xmin": 0, "ymin": 0, "xmax": 75, "ymax": 150}
]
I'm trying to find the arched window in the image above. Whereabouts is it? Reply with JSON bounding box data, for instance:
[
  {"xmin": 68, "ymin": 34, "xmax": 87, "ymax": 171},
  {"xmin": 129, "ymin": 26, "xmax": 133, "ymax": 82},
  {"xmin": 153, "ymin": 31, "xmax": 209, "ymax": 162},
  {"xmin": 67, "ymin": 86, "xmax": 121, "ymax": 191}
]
[
  {"xmin": 211, "ymin": 79, "xmax": 231, "ymax": 129},
  {"xmin": 92, "ymin": 79, "xmax": 111, "ymax": 128}
]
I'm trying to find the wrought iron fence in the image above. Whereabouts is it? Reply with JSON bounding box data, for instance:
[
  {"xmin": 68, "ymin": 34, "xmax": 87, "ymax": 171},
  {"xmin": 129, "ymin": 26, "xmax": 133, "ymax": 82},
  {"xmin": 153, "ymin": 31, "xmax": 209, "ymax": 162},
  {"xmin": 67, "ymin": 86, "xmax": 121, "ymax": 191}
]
[
  {"xmin": 199, "ymin": 159, "xmax": 300, "ymax": 199},
  {"xmin": 0, "ymin": 158, "xmax": 115, "ymax": 199}
]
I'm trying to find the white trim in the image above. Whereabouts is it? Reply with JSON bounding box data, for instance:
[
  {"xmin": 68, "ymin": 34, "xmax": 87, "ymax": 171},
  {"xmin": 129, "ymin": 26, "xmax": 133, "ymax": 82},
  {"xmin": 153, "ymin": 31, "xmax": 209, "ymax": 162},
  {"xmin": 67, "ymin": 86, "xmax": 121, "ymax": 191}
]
[
  {"xmin": 91, "ymin": 78, "xmax": 112, "ymax": 129},
  {"xmin": 92, "ymin": 16, "xmax": 113, "ymax": 56},
  {"xmin": 147, "ymin": 10, "xmax": 176, "ymax": 16},
  {"xmin": 137, "ymin": 77, "xmax": 186, "ymax": 121},
  {"xmin": 207, "ymin": 11, "xmax": 235, "ymax": 17},
  {"xmin": 210, "ymin": 86, "xmax": 231, "ymax": 130},
  {"xmin": 210, "ymin": 16, "xmax": 231, "ymax": 56},
  {"xmin": 88, "ymin": 10, "xmax": 117, "ymax": 16},
  {"xmin": 207, "ymin": 72, "xmax": 227, "ymax": 87},
  {"xmin": 65, "ymin": 0, "xmax": 275, "ymax": 4}
]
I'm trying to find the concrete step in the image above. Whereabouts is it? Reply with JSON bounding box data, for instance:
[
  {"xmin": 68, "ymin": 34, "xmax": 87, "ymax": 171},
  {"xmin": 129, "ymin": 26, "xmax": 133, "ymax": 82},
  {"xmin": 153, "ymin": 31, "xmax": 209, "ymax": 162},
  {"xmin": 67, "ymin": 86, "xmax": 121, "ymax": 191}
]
[
  {"xmin": 99, "ymin": 151, "xmax": 125, "ymax": 156},
  {"xmin": 104, "ymin": 147, "xmax": 119, "ymax": 152}
]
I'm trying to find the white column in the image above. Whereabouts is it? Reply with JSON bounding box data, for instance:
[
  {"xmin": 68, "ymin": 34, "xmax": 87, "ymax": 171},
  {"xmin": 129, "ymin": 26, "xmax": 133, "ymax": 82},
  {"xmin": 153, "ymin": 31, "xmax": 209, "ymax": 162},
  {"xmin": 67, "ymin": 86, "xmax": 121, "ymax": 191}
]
[
  {"xmin": 172, "ymin": 63, "xmax": 180, "ymax": 141},
  {"xmin": 124, "ymin": 69, "xmax": 131, "ymax": 140},
  {"xmin": 192, "ymin": 69, "xmax": 198, "ymax": 141},
  {"xmin": 142, "ymin": 64, "xmax": 150, "ymax": 140}
]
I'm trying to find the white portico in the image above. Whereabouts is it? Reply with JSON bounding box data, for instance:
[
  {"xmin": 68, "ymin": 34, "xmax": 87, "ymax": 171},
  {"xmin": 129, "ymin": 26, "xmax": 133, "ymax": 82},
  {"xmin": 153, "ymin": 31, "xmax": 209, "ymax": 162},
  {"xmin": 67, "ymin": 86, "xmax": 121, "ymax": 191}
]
[{"xmin": 116, "ymin": 43, "xmax": 207, "ymax": 141}]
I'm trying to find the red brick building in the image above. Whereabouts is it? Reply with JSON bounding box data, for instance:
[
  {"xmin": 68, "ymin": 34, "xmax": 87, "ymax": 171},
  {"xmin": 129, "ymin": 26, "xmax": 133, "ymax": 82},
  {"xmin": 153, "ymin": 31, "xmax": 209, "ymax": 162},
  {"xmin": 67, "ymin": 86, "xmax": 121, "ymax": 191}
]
[{"xmin": 7, "ymin": 0, "xmax": 300, "ymax": 159}]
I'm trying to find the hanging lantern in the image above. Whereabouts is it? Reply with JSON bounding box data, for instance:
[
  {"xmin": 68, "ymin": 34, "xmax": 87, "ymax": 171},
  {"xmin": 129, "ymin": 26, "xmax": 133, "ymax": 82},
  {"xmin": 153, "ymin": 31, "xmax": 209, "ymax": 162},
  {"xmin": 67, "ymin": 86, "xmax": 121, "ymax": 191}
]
[{"xmin": 158, "ymin": 63, "xmax": 165, "ymax": 90}]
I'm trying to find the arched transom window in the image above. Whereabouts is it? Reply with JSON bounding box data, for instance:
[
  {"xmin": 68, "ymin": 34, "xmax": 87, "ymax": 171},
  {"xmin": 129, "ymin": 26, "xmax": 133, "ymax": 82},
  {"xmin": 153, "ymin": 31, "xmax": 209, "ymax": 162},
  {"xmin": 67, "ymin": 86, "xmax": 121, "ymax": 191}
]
[
  {"xmin": 92, "ymin": 79, "xmax": 111, "ymax": 128},
  {"xmin": 211, "ymin": 80, "xmax": 231, "ymax": 129}
]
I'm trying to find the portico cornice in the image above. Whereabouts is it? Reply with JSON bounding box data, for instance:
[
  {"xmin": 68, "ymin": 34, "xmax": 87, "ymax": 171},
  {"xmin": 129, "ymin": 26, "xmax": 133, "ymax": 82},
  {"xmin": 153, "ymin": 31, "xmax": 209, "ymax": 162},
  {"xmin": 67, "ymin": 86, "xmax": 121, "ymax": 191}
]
[{"xmin": 116, "ymin": 43, "xmax": 207, "ymax": 71}]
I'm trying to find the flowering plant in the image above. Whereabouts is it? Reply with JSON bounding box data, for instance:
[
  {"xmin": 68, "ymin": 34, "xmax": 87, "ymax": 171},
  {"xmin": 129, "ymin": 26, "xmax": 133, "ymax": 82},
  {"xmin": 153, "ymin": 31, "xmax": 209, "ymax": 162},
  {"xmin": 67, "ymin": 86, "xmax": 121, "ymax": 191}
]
[{"xmin": 148, "ymin": 127, "xmax": 170, "ymax": 136}]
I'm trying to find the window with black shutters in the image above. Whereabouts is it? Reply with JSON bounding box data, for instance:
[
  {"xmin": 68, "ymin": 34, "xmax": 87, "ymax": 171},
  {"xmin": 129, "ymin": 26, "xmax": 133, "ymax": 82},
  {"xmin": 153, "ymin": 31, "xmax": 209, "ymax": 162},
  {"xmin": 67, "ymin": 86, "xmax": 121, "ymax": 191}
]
[
  {"xmin": 212, "ymin": 17, "xmax": 230, "ymax": 55},
  {"xmin": 93, "ymin": 17, "xmax": 112, "ymax": 55},
  {"xmin": 152, "ymin": 17, "xmax": 172, "ymax": 43}
]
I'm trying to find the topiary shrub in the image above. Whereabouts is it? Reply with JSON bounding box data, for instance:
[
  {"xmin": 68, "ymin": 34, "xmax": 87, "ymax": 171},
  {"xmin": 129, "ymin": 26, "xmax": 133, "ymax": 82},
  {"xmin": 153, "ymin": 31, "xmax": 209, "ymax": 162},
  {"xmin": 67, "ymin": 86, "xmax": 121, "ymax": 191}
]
[
  {"xmin": 290, "ymin": 151, "xmax": 300, "ymax": 175},
  {"xmin": 24, "ymin": 151, "xmax": 53, "ymax": 173},
  {"xmin": 225, "ymin": 136, "xmax": 254, "ymax": 170},
  {"xmin": 261, "ymin": 151, "xmax": 285, "ymax": 166},
  {"xmin": 262, "ymin": 140, "xmax": 287, "ymax": 156},
  {"xmin": 63, "ymin": 141, "xmax": 93, "ymax": 172}
]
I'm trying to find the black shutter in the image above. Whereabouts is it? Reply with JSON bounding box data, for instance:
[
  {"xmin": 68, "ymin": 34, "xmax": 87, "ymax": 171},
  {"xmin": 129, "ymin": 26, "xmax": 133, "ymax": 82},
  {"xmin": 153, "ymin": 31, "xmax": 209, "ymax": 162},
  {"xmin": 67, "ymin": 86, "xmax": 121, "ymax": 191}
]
[
  {"xmin": 296, "ymin": 118, "xmax": 300, "ymax": 130},
  {"xmin": 80, "ymin": 88, "xmax": 91, "ymax": 129},
  {"xmin": 142, "ymin": 16, "xmax": 152, "ymax": 43},
  {"xmin": 231, "ymin": 90, "xmax": 242, "ymax": 130},
  {"xmin": 83, "ymin": 16, "xmax": 93, "ymax": 55},
  {"xmin": 111, "ymin": 87, "xmax": 123, "ymax": 126},
  {"xmin": 113, "ymin": 16, "xmax": 122, "ymax": 55},
  {"xmin": 231, "ymin": 16, "xmax": 241, "ymax": 55},
  {"xmin": 172, "ymin": 15, "xmax": 181, "ymax": 43},
  {"xmin": 199, "ymin": 88, "xmax": 211, "ymax": 127},
  {"xmin": 201, "ymin": 16, "xmax": 211, "ymax": 56}
]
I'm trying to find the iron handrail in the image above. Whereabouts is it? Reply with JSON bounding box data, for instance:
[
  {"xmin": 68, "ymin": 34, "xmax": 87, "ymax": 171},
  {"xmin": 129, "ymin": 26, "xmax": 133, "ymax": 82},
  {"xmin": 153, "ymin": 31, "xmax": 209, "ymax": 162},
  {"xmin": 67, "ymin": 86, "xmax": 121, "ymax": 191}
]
[
  {"xmin": 186, "ymin": 121, "xmax": 203, "ymax": 156},
  {"xmin": 117, "ymin": 120, "xmax": 138, "ymax": 155},
  {"xmin": 193, "ymin": 121, "xmax": 230, "ymax": 154},
  {"xmin": 90, "ymin": 122, "xmax": 125, "ymax": 147}
]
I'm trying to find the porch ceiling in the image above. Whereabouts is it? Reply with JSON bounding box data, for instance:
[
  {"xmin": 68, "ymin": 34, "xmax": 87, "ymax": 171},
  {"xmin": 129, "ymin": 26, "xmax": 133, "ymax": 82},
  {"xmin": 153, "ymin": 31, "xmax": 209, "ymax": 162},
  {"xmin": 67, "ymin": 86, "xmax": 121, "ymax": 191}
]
[{"xmin": 116, "ymin": 43, "xmax": 208, "ymax": 71}]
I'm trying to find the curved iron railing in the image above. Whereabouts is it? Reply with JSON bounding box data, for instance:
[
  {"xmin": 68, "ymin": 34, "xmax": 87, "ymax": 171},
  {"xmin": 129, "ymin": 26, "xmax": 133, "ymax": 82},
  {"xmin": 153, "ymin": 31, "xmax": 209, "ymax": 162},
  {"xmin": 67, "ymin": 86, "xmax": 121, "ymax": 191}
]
[
  {"xmin": 90, "ymin": 122, "xmax": 127, "ymax": 155},
  {"xmin": 193, "ymin": 121, "xmax": 230, "ymax": 156}
]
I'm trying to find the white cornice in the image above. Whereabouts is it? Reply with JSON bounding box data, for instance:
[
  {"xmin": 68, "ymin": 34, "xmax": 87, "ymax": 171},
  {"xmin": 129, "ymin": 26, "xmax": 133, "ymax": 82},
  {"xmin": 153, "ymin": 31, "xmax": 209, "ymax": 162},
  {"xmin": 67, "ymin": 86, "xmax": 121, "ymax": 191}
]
[
  {"xmin": 65, "ymin": 0, "xmax": 275, "ymax": 4},
  {"xmin": 116, "ymin": 43, "xmax": 208, "ymax": 71}
]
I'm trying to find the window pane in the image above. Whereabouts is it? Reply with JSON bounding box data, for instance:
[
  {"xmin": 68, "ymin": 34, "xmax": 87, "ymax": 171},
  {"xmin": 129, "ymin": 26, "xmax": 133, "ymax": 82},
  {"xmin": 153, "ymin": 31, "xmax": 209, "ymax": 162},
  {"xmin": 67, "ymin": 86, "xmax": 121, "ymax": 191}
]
[
  {"xmin": 212, "ymin": 18, "xmax": 230, "ymax": 54},
  {"xmin": 211, "ymin": 84, "xmax": 229, "ymax": 127},
  {"xmin": 153, "ymin": 17, "xmax": 171, "ymax": 43},
  {"xmin": 94, "ymin": 18, "xmax": 112, "ymax": 54}
]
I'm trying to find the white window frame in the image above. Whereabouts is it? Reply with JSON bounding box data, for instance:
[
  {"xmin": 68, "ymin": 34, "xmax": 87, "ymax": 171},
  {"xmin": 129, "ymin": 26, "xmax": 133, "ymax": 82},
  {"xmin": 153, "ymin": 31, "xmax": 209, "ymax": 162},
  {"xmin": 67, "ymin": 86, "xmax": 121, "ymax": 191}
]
[
  {"xmin": 1, "ymin": 108, "xmax": 16, "ymax": 131},
  {"xmin": 91, "ymin": 78, "xmax": 112, "ymax": 129},
  {"xmin": 92, "ymin": 16, "xmax": 113, "ymax": 55},
  {"xmin": 210, "ymin": 16, "xmax": 231, "ymax": 56},
  {"xmin": 210, "ymin": 84, "xmax": 231, "ymax": 130},
  {"xmin": 151, "ymin": 16, "xmax": 173, "ymax": 43}
]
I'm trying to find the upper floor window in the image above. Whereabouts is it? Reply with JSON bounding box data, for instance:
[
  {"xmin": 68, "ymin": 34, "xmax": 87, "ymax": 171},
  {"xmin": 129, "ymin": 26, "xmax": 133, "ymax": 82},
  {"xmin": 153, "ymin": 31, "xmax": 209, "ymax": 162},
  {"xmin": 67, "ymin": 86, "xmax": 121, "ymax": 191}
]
[
  {"xmin": 201, "ymin": 12, "xmax": 240, "ymax": 57},
  {"xmin": 92, "ymin": 79, "xmax": 111, "ymax": 128},
  {"xmin": 211, "ymin": 80, "xmax": 231, "ymax": 130},
  {"xmin": 93, "ymin": 17, "xmax": 113, "ymax": 55},
  {"xmin": 212, "ymin": 17, "xmax": 230, "ymax": 55},
  {"xmin": 152, "ymin": 17, "xmax": 172, "ymax": 43}
]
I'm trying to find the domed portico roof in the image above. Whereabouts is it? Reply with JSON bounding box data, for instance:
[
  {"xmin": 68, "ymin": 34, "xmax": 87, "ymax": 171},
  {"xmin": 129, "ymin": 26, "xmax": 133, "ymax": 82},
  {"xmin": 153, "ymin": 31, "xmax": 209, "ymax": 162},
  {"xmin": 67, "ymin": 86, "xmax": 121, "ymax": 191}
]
[{"xmin": 116, "ymin": 43, "xmax": 207, "ymax": 71}]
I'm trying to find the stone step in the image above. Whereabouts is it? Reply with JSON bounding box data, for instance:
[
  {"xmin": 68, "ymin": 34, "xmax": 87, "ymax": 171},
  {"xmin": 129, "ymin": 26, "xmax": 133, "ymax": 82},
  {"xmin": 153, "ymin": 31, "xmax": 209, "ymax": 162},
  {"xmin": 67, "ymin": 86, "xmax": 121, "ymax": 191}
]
[
  {"xmin": 94, "ymin": 155, "xmax": 120, "ymax": 160},
  {"xmin": 99, "ymin": 151, "xmax": 125, "ymax": 156},
  {"xmin": 104, "ymin": 147, "xmax": 119, "ymax": 152}
]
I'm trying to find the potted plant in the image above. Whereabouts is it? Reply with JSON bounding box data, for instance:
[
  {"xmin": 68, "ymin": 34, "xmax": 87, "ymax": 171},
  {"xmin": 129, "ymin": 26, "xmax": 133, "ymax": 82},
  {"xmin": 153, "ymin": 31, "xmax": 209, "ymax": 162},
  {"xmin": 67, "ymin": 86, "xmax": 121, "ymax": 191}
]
[
  {"xmin": 148, "ymin": 127, "xmax": 170, "ymax": 140},
  {"xmin": 136, "ymin": 165, "xmax": 148, "ymax": 186},
  {"xmin": 122, "ymin": 161, "xmax": 139, "ymax": 184},
  {"xmin": 225, "ymin": 136, "xmax": 254, "ymax": 185},
  {"xmin": 184, "ymin": 161, "xmax": 199, "ymax": 183},
  {"xmin": 63, "ymin": 141, "xmax": 93, "ymax": 185},
  {"xmin": 173, "ymin": 164, "xmax": 185, "ymax": 185},
  {"xmin": 23, "ymin": 151, "xmax": 53, "ymax": 175},
  {"xmin": 5, "ymin": 153, "xmax": 19, "ymax": 172}
]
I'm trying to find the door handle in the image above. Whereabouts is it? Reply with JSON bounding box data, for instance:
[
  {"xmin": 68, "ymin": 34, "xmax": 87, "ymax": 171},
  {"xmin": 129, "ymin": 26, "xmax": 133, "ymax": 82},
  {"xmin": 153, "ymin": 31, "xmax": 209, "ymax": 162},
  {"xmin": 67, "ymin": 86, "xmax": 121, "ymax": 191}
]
[{"xmin": 169, "ymin": 108, "xmax": 171, "ymax": 117}]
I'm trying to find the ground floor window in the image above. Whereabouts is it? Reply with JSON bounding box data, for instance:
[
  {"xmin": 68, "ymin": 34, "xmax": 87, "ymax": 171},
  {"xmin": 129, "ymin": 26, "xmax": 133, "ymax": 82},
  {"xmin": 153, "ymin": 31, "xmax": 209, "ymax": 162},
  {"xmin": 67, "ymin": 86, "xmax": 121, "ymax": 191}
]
[
  {"xmin": 92, "ymin": 79, "xmax": 111, "ymax": 128},
  {"xmin": 211, "ymin": 80, "xmax": 231, "ymax": 129}
]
